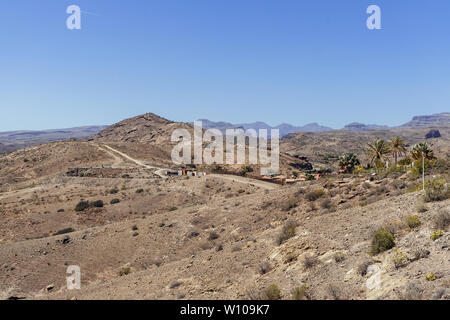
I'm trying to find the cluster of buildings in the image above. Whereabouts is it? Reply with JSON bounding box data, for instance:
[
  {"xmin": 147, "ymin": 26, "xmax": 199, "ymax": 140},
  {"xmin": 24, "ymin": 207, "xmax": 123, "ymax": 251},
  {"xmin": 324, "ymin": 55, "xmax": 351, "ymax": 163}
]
[{"xmin": 167, "ymin": 169, "xmax": 208, "ymax": 177}]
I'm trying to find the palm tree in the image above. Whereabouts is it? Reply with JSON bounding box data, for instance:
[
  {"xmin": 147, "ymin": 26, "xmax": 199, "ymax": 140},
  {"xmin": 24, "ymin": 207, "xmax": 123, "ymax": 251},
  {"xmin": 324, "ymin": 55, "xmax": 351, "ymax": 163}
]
[
  {"xmin": 389, "ymin": 136, "xmax": 406, "ymax": 166},
  {"xmin": 366, "ymin": 139, "xmax": 390, "ymax": 167},
  {"xmin": 410, "ymin": 142, "xmax": 434, "ymax": 160}
]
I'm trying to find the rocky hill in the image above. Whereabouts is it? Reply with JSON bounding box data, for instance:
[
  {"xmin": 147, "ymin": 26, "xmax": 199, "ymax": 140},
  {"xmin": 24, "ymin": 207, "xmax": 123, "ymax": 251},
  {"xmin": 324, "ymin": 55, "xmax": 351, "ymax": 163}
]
[
  {"xmin": 401, "ymin": 113, "xmax": 450, "ymax": 127},
  {"xmin": 93, "ymin": 113, "xmax": 193, "ymax": 145}
]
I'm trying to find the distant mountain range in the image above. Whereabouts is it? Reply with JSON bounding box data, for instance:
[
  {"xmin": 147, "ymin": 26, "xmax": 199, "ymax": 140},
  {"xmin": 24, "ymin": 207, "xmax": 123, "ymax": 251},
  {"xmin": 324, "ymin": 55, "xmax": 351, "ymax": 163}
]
[
  {"xmin": 195, "ymin": 119, "xmax": 333, "ymax": 137},
  {"xmin": 196, "ymin": 112, "xmax": 449, "ymax": 135},
  {"xmin": 0, "ymin": 112, "xmax": 448, "ymax": 154},
  {"xmin": 0, "ymin": 126, "xmax": 107, "ymax": 154}
]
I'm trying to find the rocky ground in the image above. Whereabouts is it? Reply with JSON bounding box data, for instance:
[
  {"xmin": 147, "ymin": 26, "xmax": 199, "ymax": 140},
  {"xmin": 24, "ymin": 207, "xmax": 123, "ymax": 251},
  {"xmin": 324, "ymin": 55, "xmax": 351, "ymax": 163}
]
[{"xmin": 0, "ymin": 140, "xmax": 448, "ymax": 300}]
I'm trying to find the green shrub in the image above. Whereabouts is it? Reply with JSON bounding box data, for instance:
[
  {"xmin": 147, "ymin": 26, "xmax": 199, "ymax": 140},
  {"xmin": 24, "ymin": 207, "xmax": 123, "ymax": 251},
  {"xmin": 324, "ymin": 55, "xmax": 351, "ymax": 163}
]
[
  {"xmin": 110, "ymin": 198, "xmax": 120, "ymax": 204},
  {"xmin": 118, "ymin": 267, "xmax": 131, "ymax": 276},
  {"xmin": 430, "ymin": 230, "xmax": 444, "ymax": 241},
  {"xmin": 75, "ymin": 201, "xmax": 90, "ymax": 212},
  {"xmin": 424, "ymin": 179, "xmax": 449, "ymax": 202},
  {"xmin": 392, "ymin": 248, "xmax": 408, "ymax": 269},
  {"xmin": 338, "ymin": 153, "xmax": 360, "ymax": 173},
  {"xmin": 406, "ymin": 215, "xmax": 421, "ymax": 229},
  {"xmin": 425, "ymin": 273, "xmax": 436, "ymax": 281},
  {"xmin": 261, "ymin": 285, "xmax": 281, "ymax": 300},
  {"xmin": 370, "ymin": 228, "xmax": 395, "ymax": 255}
]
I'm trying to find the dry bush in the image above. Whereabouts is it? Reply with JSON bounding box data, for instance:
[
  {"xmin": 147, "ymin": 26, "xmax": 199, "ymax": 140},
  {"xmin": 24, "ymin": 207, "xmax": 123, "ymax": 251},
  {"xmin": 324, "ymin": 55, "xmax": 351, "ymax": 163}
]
[
  {"xmin": 282, "ymin": 198, "xmax": 298, "ymax": 211},
  {"xmin": 411, "ymin": 248, "xmax": 430, "ymax": 262},
  {"xmin": 292, "ymin": 285, "xmax": 310, "ymax": 300},
  {"xmin": 405, "ymin": 215, "xmax": 421, "ymax": 230},
  {"xmin": 320, "ymin": 197, "xmax": 333, "ymax": 209},
  {"xmin": 416, "ymin": 200, "xmax": 428, "ymax": 213},
  {"xmin": 303, "ymin": 254, "xmax": 319, "ymax": 269},
  {"xmin": 284, "ymin": 252, "xmax": 298, "ymax": 263},
  {"xmin": 261, "ymin": 285, "xmax": 281, "ymax": 300},
  {"xmin": 305, "ymin": 189, "xmax": 325, "ymax": 202},
  {"xmin": 257, "ymin": 261, "xmax": 272, "ymax": 275},
  {"xmin": 433, "ymin": 209, "xmax": 450, "ymax": 230},
  {"xmin": 383, "ymin": 220, "xmax": 405, "ymax": 236},
  {"xmin": 392, "ymin": 248, "xmax": 409, "ymax": 269},
  {"xmin": 326, "ymin": 283, "xmax": 346, "ymax": 300},
  {"xmin": 403, "ymin": 282, "xmax": 423, "ymax": 300},
  {"xmin": 424, "ymin": 179, "xmax": 449, "ymax": 202},
  {"xmin": 276, "ymin": 220, "xmax": 298, "ymax": 245},
  {"xmin": 333, "ymin": 251, "xmax": 345, "ymax": 263},
  {"xmin": 358, "ymin": 258, "xmax": 373, "ymax": 276},
  {"xmin": 208, "ymin": 231, "xmax": 220, "ymax": 240}
]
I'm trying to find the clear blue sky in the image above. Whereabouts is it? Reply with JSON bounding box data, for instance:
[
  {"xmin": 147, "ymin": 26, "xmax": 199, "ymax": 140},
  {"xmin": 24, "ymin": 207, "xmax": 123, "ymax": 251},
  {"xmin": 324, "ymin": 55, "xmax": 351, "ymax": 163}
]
[{"xmin": 0, "ymin": 0, "xmax": 449, "ymax": 131}]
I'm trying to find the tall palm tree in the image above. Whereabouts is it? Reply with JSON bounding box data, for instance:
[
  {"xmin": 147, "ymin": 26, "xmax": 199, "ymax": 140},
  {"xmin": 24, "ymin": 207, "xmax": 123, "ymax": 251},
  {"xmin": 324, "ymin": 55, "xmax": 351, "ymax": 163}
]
[
  {"xmin": 389, "ymin": 136, "xmax": 407, "ymax": 166},
  {"xmin": 366, "ymin": 139, "xmax": 390, "ymax": 167},
  {"xmin": 411, "ymin": 142, "xmax": 434, "ymax": 160}
]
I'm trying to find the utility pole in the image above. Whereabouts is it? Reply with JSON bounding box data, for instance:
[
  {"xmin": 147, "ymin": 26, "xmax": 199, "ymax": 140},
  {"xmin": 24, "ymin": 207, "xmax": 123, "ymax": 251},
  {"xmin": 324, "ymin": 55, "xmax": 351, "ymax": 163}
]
[{"xmin": 422, "ymin": 153, "xmax": 425, "ymax": 191}]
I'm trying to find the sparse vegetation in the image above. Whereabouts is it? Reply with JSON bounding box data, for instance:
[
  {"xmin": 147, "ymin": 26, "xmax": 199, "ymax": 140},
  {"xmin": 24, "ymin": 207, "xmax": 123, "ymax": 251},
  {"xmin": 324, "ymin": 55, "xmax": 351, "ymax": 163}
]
[
  {"xmin": 282, "ymin": 198, "xmax": 298, "ymax": 211},
  {"xmin": 405, "ymin": 215, "xmax": 421, "ymax": 230},
  {"xmin": 276, "ymin": 220, "xmax": 297, "ymax": 245},
  {"xmin": 392, "ymin": 248, "xmax": 408, "ymax": 269},
  {"xmin": 424, "ymin": 179, "xmax": 449, "ymax": 202},
  {"xmin": 370, "ymin": 228, "xmax": 395, "ymax": 255},
  {"xmin": 261, "ymin": 284, "xmax": 281, "ymax": 300},
  {"xmin": 303, "ymin": 254, "xmax": 319, "ymax": 269},
  {"xmin": 110, "ymin": 198, "xmax": 120, "ymax": 204},
  {"xmin": 292, "ymin": 285, "xmax": 310, "ymax": 300},
  {"xmin": 430, "ymin": 230, "xmax": 444, "ymax": 241},
  {"xmin": 119, "ymin": 267, "xmax": 131, "ymax": 276},
  {"xmin": 305, "ymin": 189, "xmax": 325, "ymax": 201},
  {"xmin": 433, "ymin": 209, "xmax": 450, "ymax": 230},
  {"xmin": 257, "ymin": 261, "xmax": 272, "ymax": 275},
  {"xmin": 425, "ymin": 273, "xmax": 436, "ymax": 281}
]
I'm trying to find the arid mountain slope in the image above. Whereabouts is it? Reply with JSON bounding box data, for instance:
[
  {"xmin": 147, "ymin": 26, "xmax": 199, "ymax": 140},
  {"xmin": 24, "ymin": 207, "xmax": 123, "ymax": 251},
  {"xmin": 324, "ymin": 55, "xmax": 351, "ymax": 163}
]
[
  {"xmin": 94, "ymin": 113, "xmax": 193, "ymax": 145},
  {"xmin": 282, "ymin": 125, "xmax": 450, "ymax": 169}
]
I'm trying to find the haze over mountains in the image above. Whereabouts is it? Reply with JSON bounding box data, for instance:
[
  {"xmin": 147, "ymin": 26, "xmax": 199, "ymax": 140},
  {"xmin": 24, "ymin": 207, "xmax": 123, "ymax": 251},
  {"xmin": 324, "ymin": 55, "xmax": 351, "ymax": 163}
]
[
  {"xmin": 200, "ymin": 112, "xmax": 449, "ymax": 135},
  {"xmin": 0, "ymin": 113, "xmax": 448, "ymax": 154}
]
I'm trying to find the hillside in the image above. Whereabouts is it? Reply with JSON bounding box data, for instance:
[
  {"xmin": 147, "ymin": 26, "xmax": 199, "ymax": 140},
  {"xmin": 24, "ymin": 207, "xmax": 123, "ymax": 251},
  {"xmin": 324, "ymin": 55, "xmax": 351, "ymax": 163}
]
[
  {"xmin": 0, "ymin": 112, "xmax": 448, "ymax": 301},
  {"xmin": 0, "ymin": 126, "xmax": 107, "ymax": 155}
]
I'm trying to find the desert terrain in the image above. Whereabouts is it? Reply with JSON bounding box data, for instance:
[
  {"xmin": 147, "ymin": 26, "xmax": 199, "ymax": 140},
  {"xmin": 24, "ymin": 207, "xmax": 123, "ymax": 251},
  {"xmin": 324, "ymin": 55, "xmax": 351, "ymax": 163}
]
[{"xmin": 0, "ymin": 112, "xmax": 449, "ymax": 300}]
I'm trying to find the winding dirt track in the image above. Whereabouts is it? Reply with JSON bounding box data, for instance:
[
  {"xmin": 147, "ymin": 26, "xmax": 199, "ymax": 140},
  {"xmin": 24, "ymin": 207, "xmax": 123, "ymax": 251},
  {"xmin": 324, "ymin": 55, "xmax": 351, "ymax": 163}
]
[{"xmin": 97, "ymin": 144, "xmax": 277, "ymax": 190}]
